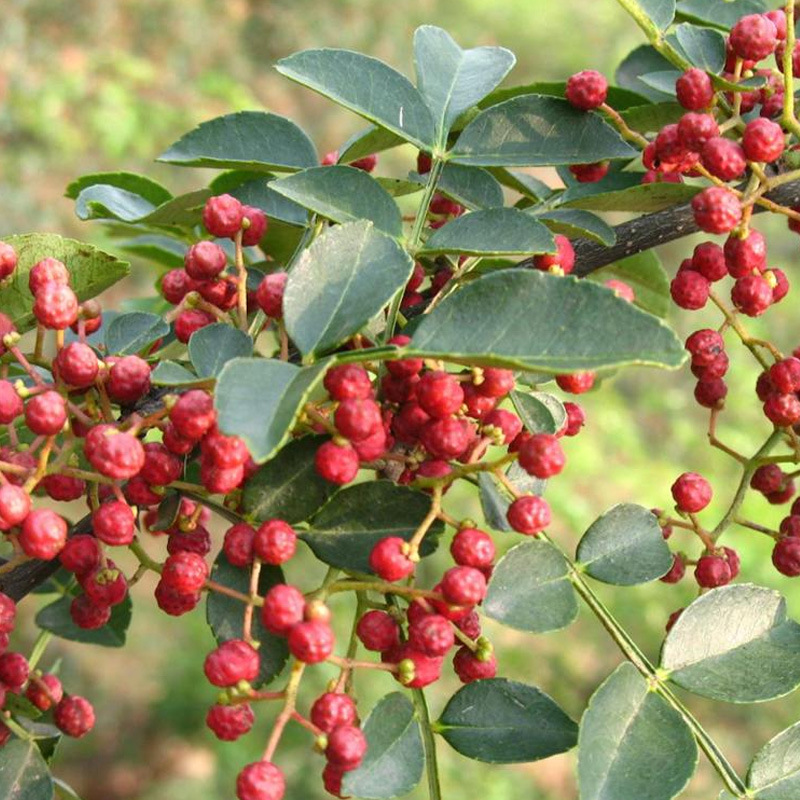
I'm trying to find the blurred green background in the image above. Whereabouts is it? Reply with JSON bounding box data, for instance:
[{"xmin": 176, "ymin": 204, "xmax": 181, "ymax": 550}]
[{"xmin": 3, "ymin": 1, "xmax": 799, "ymax": 799}]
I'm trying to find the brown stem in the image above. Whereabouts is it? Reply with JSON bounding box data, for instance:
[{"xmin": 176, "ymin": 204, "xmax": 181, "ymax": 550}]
[
  {"xmin": 263, "ymin": 661, "xmax": 305, "ymax": 762},
  {"xmin": 408, "ymin": 487, "xmax": 442, "ymax": 560},
  {"xmin": 243, "ymin": 559, "xmax": 263, "ymax": 645},
  {"xmin": 707, "ymin": 408, "xmax": 747, "ymax": 464},
  {"xmin": 234, "ymin": 230, "xmax": 249, "ymax": 332},
  {"xmin": 600, "ymin": 103, "xmax": 649, "ymax": 147},
  {"xmin": 327, "ymin": 654, "xmax": 398, "ymax": 673}
]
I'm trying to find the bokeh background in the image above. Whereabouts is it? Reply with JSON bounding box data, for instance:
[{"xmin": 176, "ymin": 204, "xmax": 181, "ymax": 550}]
[{"xmin": 2, "ymin": 1, "xmax": 799, "ymax": 798}]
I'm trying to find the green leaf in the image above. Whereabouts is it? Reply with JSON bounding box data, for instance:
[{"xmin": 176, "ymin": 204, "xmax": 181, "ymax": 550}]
[
  {"xmin": 578, "ymin": 663, "xmax": 697, "ymax": 800},
  {"xmin": 589, "ymin": 251, "xmax": 671, "ymax": 319},
  {"xmin": 206, "ymin": 553, "xmax": 288, "ymax": 686},
  {"xmin": 276, "ymin": 49, "xmax": 436, "ymax": 149},
  {"xmin": 65, "ymin": 171, "xmax": 172, "ymax": 205},
  {"xmin": 54, "ymin": 777, "xmax": 84, "ymax": 800},
  {"xmin": 138, "ymin": 189, "xmax": 213, "ymax": 226},
  {"xmin": 419, "ymin": 208, "xmax": 555, "ymax": 257},
  {"xmin": 188, "ymin": 324, "xmax": 253, "ymax": 378},
  {"xmin": 413, "ymin": 25, "xmax": 515, "ymax": 147},
  {"xmin": 491, "ymin": 169, "xmax": 554, "ymax": 201},
  {"xmin": 36, "ymin": 736, "xmax": 60, "ymax": 766},
  {"xmin": 342, "ymin": 693, "xmax": 424, "ymax": 799},
  {"xmin": 510, "ymin": 390, "xmax": 566, "ymax": 435},
  {"xmin": 261, "ymin": 219, "xmax": 307, "ymax": 263},
  {"xmin": 158, "ymin": 111, "xmax": 318, "ymax": 172},
  {"xmin": 0, "ymin": 740, "xmax": 54, "ymax": 800},
  {"xmin": 481, "ymin": 81, "xmax": 650, "ymax": 112},
  {"xmin": 437, "ymin": 678, "xmax": 578, "ymax": 763},
  {"xmin": 284, "ymin": 220, "xmax": 413, "ymax": 358},
  {"xmin": 338, "ymin": 126, "xmax": 408, "ymax": 164},
  {"xmin": 35, "ymin": 594, "xmax": 132, "ymax": 648},
  {"xmin": 17, "ymin": 721, "xmax": 61, "ymax": 762},
  {"xmin": 620, "ymin": 102, "xmax": 685, "ymax": 135},
  {"xmin": 535, "ymin": 209, "xmax": 616, "ymax": 247},
  {"xmin": 746, "ymin": 721, "xmax": 800, "ymax": 799},
  {"xmin": 105, "ymin": 312, "xmax": 169, "ymax": 356},
  {"xmin": 1, "ymin": 234, "xmax": 130, "ymax": 333},
  {"xmin": 484, "ymin": 540, "xmax": 578, "ymax": 634},
  {"xmin": 429, "ymin": 163, "xmax": 505, "ymax": 210},
  {"xmin": 270, "ymin": 166, "xmax": 402, "ymax": 236},
  {"xmin": 560, "ymin": 175, "xmax": 700, "ymax": 212},
  {"xmin": 76, "ymin": 187, "xmax": 216, "ymax": 229},
  {"xmin": 616, "ymin": 45, "xmax": 676, "ymax": 101},
  {"xmin": 638, "ymin": 71, "xmax": 681, "ymax": 95},
  {"xmin": 408, "ymin": 271, "xmax": 686, "ymax": 372},
  {"xmin": 641, "ymin": 69, "xmax": 764, "ymax": 95},
  {"xmin": 661, "ymin": 584, "xmax": 800, "ymax": 703},
  {"xmin": 243, "ymin": 436, "xmax": 335, "ymax": 525},
  {"xmin": 478, "ymin": 472, "xmax": 513, "ymax": 532},
  {"xmin": 634, "ymin": 0, "xmax": 676, "ymax": 30},
  {"xmin": 117, "ymin": 235, "xmax": 186, "ymax": 269},
  {"xmin": 674, "ymin": 22, "xmax": 725, "ymax": 72},
  {"xmin": 215, "ymin": 358, "xmax": 327, "ymax": 464},
  {"xmin": 150, "ymin": 361, "xmax": 203, "ymax": 386},
  {"xmin": 75, "ymin": 185, "xmax": 159, "ymax": 223},
  {"xmin": 30, "ymin": 568, "xmax": 74, "ymax": 596},
  {"xmin": 5, "ymin": 694, "xmax": 42, "ymax": 720},
  {"xmin": 151, "ymin": 491, "xmax": 182, "ymax": 533},
  {"xmin": 209, "ymin": 171, "xmax": 309, "ymax": 227},
  {"xmin": 301, "ymin": 482, "xmax": 443, "ymax": 573},
  {"xmin": 451, "ymin": 95, "xmax": 637, "ymax": 167},
  {"xmin": 577, "ymin": 504, "xmax": 672, "ymax": 585},
  {"xmin": 376, "ymin": 178, "xmax": 424, "ymax": 198},
  {"xmin": 676, "ymin": 0, "xmax": 767, "ymax": 30}
]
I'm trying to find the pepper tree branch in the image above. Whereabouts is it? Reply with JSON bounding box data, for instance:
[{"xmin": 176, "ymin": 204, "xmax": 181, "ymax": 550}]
[
  {"xmin": 6, "ymin": 178, "xmax": 800, "ymax": 602},
  {"xmin": 516, "ymin": 177, "xmax": 800, "ymax": 277}
]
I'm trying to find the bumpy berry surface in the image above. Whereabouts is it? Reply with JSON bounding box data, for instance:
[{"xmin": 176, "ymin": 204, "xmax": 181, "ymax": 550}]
[
  {"xmin": 288, "ymin": 620, "xmax": 335, "ymax": 664},
  {"xmin": 311, "ymin": 692, "xmax": 358, "ymax": 734},
  {"xmin": 506, "ymin": 495, "xmax": 551, "ymax": 534},
  {"xmin": 161, "ymin": 551, "xmax": 209, "ymax": 594},
  {"xmin": 565, "ymin": 70, "xmax": 607, "ymax": 110},
  {"xmin": 203, "ymin": 194, "xmax": 244, "ymax": 238},
  {"xmin": 206, "ymin": 703, "xmax": 255, "ymax": 741},
  {"xmin": 261, "ymin": 584, "xmax": 306, "ymax": 634},
  {"xmin": 236, "ymin": 761, "xmax": 285, "ymax": 800},
  {"xmin": 33, "ymin": 282, "xmax": 79, "ymax": 329},
  {"xmin": 204, "ymin": 639, "xmax": 260, "ymax": 687},
  {"xmin": 253, "ymin": 519, "xmax": 297, "ymax": 565},
  {"xmin": 453, "ymin": 647, "xmax": 498, "ymax": 683},
  {"xmin": 315, "ymin": 440, "xmax": 360, "ymax": 484},
  {"xmin": 256, "ymin": 272, "xmax": 288, "ymax": 318},
  {"xmin": 356, "ymin": 609, "xmax": 400, "ymax": 652},
  {"xmin": 742, "ymin": 118, "xmax": 785, "ymax": 162},
  {"xmin": 54, "ymin": 696, "xmax": 95, "ymax": 738},
  {"xmin": 0, "ymin": 242, "xmax": 18, "ymax": 281},
  {"xmin": 676, "ymin": 68, "xmax": 714, "ymax": 110},
  {"xmin": 20, "ymin": 508, "xmax": 68, "ymax": 560},
  {"xmin": 729, "ymin": 13, "xmax": 778, "ymax": 61},
  {"xmin": 369, "ymin": 536, "xmax": 415, "ymax": 581},
  {"xmin": 671, "ymin": 472, "xmax": 712, "ymax": 513},
  {"xmin": 691, "ymin": 187, "xmax": 742, "ymax": 234},
  {"xmin": 93, "ymin": 500, "xmax": 136, "ymax": 546},
  {"xmin": 0, "ymin": 652, "xmax": 28, "ymax": 690}
]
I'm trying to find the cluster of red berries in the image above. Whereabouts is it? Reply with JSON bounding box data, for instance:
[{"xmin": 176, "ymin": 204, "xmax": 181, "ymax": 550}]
[
  {"xmin": 562, "ymin": 6, "xmax": 800, "ymax": 636},
  {"xmin": 671, "ymin": 229, "xmax": 787, "ymax": 318},
  {"xmin": 0, "ymin": 591, "xmax": 94, "ymax": 742},
  {"xmin": 7, "ymin": 12, "xmax": 800, "ymax": 791},
  {"xmin": 572, "ymin": 7, "xmax": 800, "ymax": 627},
  {"xmin": 160, "ymin": 193, "xmax": 267, "ymax": 341},
  {"xmin": 209, "ymin": 515, "xmax": 374, "ymax": 798}
]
